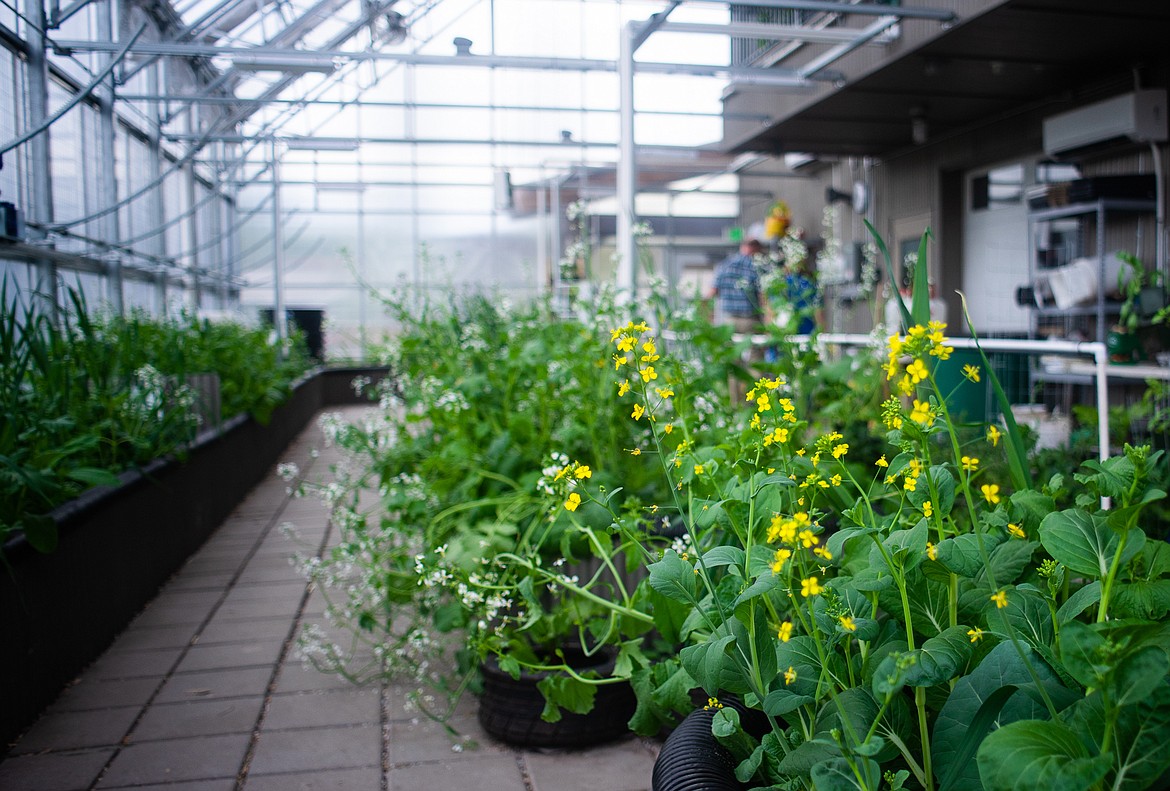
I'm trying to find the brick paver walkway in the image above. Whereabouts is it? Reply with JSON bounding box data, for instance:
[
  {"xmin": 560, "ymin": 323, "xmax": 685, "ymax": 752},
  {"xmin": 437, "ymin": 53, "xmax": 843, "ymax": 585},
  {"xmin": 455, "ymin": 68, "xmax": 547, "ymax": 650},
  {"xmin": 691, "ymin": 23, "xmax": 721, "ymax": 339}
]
[{"xmin": 0, "ymin": 405, "xmax": 658, "ymax": 790}]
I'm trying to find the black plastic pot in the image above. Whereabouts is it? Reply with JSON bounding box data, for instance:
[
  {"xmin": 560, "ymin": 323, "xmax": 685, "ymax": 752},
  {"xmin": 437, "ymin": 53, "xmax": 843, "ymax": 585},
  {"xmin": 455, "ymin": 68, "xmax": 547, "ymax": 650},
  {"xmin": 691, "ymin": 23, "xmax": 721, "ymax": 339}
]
[
  {"xmin": 477, "ymin": 647, "xmax": 637, "ymax": 748},
  {"xmin": 652, "ymin": 708, "xmax": 745, "ymax": 791}
]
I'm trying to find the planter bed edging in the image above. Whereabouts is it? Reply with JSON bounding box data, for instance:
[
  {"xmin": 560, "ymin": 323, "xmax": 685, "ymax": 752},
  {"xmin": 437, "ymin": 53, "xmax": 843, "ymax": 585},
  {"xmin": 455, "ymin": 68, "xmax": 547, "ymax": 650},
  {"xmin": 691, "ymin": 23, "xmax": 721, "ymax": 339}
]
[{"xmin": 0, "ymin": 366, "xmax": 388, "ymax": 749}]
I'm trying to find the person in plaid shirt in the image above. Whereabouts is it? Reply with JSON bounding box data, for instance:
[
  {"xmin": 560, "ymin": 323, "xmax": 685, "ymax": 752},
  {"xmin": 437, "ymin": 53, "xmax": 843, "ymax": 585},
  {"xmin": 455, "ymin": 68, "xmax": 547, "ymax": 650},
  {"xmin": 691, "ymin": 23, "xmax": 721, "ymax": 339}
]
[{"xmin": 708, "ymin": 238, "xmax": 766, "ymax": 404}]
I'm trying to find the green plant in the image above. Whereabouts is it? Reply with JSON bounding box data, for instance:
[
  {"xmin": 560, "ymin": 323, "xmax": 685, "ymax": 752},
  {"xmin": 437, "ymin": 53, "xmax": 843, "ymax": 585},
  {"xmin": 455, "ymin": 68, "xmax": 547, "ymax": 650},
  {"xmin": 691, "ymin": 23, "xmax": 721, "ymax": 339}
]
[
  {"xmin": 1117, "ymin": 252, "xmax": 1161, "ymax": 334},
  {"xmin": 0, "ymin": 281, "xmax": 310, "ymax": 555}
]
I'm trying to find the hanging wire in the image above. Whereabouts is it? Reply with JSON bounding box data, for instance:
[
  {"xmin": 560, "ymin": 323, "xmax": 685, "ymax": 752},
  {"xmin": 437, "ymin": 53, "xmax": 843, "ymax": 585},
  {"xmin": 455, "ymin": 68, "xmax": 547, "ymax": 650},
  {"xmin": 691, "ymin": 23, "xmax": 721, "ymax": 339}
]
[{"xmin": 0, "ymin": 23, "xmax": 146, "ymax": 156}]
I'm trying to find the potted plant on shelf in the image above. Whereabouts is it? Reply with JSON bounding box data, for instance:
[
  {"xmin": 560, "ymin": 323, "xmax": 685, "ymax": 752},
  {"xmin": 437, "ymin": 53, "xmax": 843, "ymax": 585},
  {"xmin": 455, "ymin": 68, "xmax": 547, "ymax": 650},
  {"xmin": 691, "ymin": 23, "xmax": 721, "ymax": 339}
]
[{"xmin": 1110, "ymin": 251, "xmax": 1163, "ymax": 363}]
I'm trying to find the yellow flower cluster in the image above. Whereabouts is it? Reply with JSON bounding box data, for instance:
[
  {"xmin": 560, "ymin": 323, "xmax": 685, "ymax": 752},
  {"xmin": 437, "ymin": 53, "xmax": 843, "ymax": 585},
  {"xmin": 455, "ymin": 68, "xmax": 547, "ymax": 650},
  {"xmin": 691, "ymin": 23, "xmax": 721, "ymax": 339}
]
[{"xmin": 885, "ymin": 321, "xmax": 953, "ymax": 395}]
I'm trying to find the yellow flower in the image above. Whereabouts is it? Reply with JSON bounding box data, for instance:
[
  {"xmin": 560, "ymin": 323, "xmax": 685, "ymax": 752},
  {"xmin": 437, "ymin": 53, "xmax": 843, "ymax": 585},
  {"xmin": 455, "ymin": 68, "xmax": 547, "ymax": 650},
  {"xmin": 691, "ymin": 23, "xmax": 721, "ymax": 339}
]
[
  {"xmin": 613, "ymin": 354, "xmax": 628, "ymax": 370},
  {"xmin": 617, "ymin": 380, "xmax": 630, "ymax": 397},
  {"xmin": 923, "ymin": 501, "xmax": 934, "ymax": 518},
  {"xmin": 800, "ymin": 576, "xmax": 823, "ymax": 597},
  {"xmin": 554, "ymin": 466, "xmax": 569, "ymax": 481},
  {"xmin": 756, "ymin": 393, "xmax": 772, "ymax": 412},
  {"xmin": 990, "ymin": 589, "xmax": 1008, "ymax": 609},
  {"xmin": 663, "ymin": 423, "xmax": 674, "ymax": 435},
  {"xmin": 960, "ymin": 455, "xmax": 979, "ymax": 472},
  {"xmin": 616, "ymin": 335, "xmax": 636, "ymax": 353},
  {"xmin": 574, "ymin": 465, "xmax": 592, "ymax": 480},
  {"xmin": 655, "ymin": 386, "xmax": 674, "ymax": 399},
  {"xmin": 963, "ymin": 364, "xmax": 981, "ymax": 383},
  {"xmin": 642, "ymin": 339, "xmax": 657, "ymax": 355},
  {"xmin": 981, "ymin": 483, "xmax": 1001, "ymax": 505},
  {"xmin": 906, "ymin": 359, "xmax": 929, "ymax": 384},
  {"xmin": 629, "ymin": 448, "xmax": 641, "ymax": 456},
  {"xmin": 839, "ymin": 615, "xmax": 857, "ymax": 632},
  {"xmin": 631, "ymin": 403, "xmax": 645, "ymax": 420},
  {"xmin": 903, "ymin": 475, "xmax": 918, "ymax": 492},
  {"xmin": 778, "ymin": 621, "xmax": 793, "ymax": 642},
  {"xmin": 639, "ymin": 366, "xmax": 658, "ymax": 382},
  {"xmin": 926, "ymin": 541, "xmax": 938, "ymax": 561},
  {"xmin": 1007, "ymin": 523, "xmax": 1026, "ymax": 539},
  {"xmin": 564, "ymin": 493, "xmax": 582, "ymax": 512},
  {"xmin": 770, "ymin": 548, "xmax": 792, "ymax": 574},
  {"xmin": 798, "ymin": 529, "xmax": 819, "ymax": 548},
  {"xmin": 967, "ymin": 627, "xmax": 985, "ymax": 643},
  {"xmin": 784, "ymin": 666, "xmax": 797, "ymax": 685},
  {"xmin": 832, "ymin": 443, "xmax": 849, "ymax": 460},
  {"xmin": 910, "ymin": 399, "xmax": 934, "ymax": 425},
  {"xmin": 987, "ymin": 425, "xmax": 1002, "ymax": 447},
  {"xmin": 830, "ymin": 473, "xmax": 842, "ymax": 487},
  {"xmin": 703, "ymin": 696, "xmax": 723, "ymax": 711},
  {"xmin": 876, "ymin": 455, "xmax": 889, "ymax": 468},
  {"xmin": 813, "ymin": 546, "xmax": 833, "ymax": 560},
  {"xmin": 694, "ymin": 464, "xmax": 705, "ymax": 475}
]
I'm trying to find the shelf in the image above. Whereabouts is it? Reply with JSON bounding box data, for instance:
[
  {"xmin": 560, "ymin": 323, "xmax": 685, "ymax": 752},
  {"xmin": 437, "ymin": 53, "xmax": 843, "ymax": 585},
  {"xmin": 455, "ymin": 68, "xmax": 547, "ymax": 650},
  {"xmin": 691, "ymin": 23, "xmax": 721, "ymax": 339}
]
[
  {"xmin": 1028, "ymin": 198, "xmax": 1157, "ymax": 222},
  {"xmin": 1033, "ymin": 302, "xmax": 1123, "ymax": 318},
  {"xmin": 1033, "ymin": 361, "xmax": 1170, "ymax": 385}
]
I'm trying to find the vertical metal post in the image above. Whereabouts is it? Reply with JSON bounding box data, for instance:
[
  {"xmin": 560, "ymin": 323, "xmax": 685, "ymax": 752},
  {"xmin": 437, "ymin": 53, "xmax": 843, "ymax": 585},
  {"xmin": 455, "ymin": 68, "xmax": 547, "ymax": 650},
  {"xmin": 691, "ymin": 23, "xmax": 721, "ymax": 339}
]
[
  {"xmin": 271, "ymin": 139, "xmax": 287, "ymax": 348},
  {"xmin": 536, "ymin": 172, "xmax": 547, "ymax": 290},
  {"xmin": 551, "ymin": 176, "xmax": 562, "ymax": 292},
  {"xmin": 186, "ymin": 161, "xmax": 200, "ymax": 310},
  {"xmin": 149, "ymin": 62, "xmax": 167, "ymax": 313},
  {"xmin": 23, "ymin": 0, "xmax": 57, "ymax": 314},
  {"xmin": 98, "ymin": 0, "xmax": 122, "ymax": 314},
  {"xmin": 616, "ymin": 21, "xmax": 638, "ymax": 300},
  {"xmin": 210, "ymin": 151, "xmax": 225, "ymax": 308}
]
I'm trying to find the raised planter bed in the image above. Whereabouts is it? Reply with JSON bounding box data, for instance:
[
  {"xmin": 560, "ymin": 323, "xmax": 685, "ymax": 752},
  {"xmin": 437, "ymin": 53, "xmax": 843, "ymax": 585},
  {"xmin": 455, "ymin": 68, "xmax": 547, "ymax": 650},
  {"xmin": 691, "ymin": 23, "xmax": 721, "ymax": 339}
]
[{"xmin": 0, "ymin": 366, "xmax": 388, "ymax": 747}]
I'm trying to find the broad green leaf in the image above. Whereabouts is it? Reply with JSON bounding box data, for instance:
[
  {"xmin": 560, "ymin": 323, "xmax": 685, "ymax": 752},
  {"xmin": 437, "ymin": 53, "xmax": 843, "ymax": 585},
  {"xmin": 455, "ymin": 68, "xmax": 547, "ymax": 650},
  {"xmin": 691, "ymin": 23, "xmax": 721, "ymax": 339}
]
[
  {"xmin": 810, "ymin": 756, "xmax": 882, "ymax": 791},
  {"xmin": 776, "ymin": 636, "xmax": 823, "ymax": 677},
  {"xmin": 1114, "ymin": 645, "xmax": 1170, "ymax": 708},
  {"xmin": 778, "ymin": 738, "xmax": 839, "ymax": 778},
  {"xmin": 815, "ymin": 688, "xmax": 899, "ymax": 762},
  {"xmin": 978, "ymin": 539, "xmax": 1039, "ymax": 590},
  {"xmin": 881, "ymin": 518, "xmax": 930, "ymax": 573},
  {"xmin": 933, "ymin": 643, "xmax": 1067, "ymax": 791},
  {"xmin": 651, "ymin": 661, "xmax": 699, "ymax": 714},
  {"xmin": 763, "ymin": 688, "xmax": 815, "ymax": 717},
  {"xmin": 734, "ymin": 571, "xmax": 781, "ymax": 607},
  {"xmin": 1039, "ymin": 509, "xmax": 1142, "ymax": 578},
  {"xmin": 700, "ymin": 545, "xmax": 745, "ymax": 571},
  {"xmin": 1010, "ymin": 489, "xmax": 1057, "ymax": 533},
  {"xmin": 907, "ymin": 465, "xmax": 956, "ymax": 516},
  {"xmin": 1057, "ymin": 581, "xmax": 1101, "ymax": 624},
  {"xmin": 934, "ymin": 533, "xmax": 985, "ymax": 578},
  {"xmin": 647, "ymin": 550, "xmax": 699, "ymax": 603},
  {"xmin": 1111, "ymin": 579, "xmax": 1170, "ymax": 620},
  {"xmin": 1075, "ymin": 455, "xmax": 1136, "ymax": 500},
  {"xmin": 1065, "ymin": 679, "xmax": 1170, "ymax": 791},
  {"xmin": 736, "ymin": 744, "xmax": 765, "ymax": 785},
  {"xmin": 712, "ymin": 706, "xmax": 757, "ymax": 765},
  {"xmin": 680, "ymin": 633, "xmax": 735, "ymax": 695},
  {"xmin": 537, "ymin": 673, "xmax": 596, "ymax": 722},
  {"xmin": 1001, "ymin": 587, "xmax": 1054, "ymax": 649},
  {"xmin": 904, "ymin": 626, "xmax": 975, "ymax": 688},
  {"xmin": 976, "ymin": 719, "xmax": 1110, "ymax": 791}
]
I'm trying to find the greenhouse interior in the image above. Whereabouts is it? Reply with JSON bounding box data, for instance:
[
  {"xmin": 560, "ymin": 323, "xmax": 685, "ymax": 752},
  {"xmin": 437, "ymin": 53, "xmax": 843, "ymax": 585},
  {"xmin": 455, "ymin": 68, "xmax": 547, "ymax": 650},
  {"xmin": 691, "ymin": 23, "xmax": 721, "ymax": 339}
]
[{"xmin": 4, "ymin": 0, "xmax": 1170, "ymax": 789}]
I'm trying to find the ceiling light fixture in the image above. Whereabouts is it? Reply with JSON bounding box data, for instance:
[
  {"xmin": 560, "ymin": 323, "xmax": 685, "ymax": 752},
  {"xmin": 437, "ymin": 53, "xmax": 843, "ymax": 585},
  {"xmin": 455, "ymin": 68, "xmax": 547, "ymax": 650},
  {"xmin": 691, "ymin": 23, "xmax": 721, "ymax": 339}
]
[
  {"xmin": 284, "ymin": 137, "xmax": 360, "ymax": 151},
  {"xmin": 232, "ymin": 53, "xmax": 338, "ymax": 74}
]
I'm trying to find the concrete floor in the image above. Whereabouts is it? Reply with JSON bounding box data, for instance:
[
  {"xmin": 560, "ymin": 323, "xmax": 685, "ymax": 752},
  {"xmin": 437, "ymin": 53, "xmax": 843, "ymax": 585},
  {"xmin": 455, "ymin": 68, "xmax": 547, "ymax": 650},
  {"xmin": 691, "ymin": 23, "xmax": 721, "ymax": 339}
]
[{"xmin": 0, "ymin": 405, "xmax": 658, "ymax": 791}]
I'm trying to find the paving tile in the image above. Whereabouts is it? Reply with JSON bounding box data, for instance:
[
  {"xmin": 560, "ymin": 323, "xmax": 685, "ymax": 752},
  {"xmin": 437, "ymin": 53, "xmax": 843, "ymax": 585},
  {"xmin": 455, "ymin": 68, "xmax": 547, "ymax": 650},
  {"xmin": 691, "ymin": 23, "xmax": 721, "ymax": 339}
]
[
  {"xmin": 112, "ymin": 622, "xmax": 200, "ymax": 652},
  {"xmin": 102, "ymin": 780, "xmax": 236, "ymax": 791},
  {"xmin": 84, "ymin": 648, "xmax": 182, "ymax": 680},
  {"xmin": 196, "ymin": 616, "xmax": 293, "ymax": 645},
  {"xmin": 243, "ymin": 766, "xmax": 382, "ymax": 790},
  {"xmin": 246, "ymin": 724, "xmax": 381, "ymax": 775},
  {"xmin": 10, "ymin": 705, "xmax": 140, "ymax": 754},
  {"xmin": 173, "ymin": 639, "xmax": 286, "ymax": 673},
  {"xmin": 156, "ymin": 666, "xmax": 273, "ymax": 703},
  {"xmin": 387, "ymin": 715, "xmax": 505, "ymax": 764},
  {"xmin": 98, "ymin": 733, "xmax": 250, "ymax": 787},
  {"xmin": 130, "ymin": 603, "xmax": 213, "ymax": 629},
  {"xmin": 49, "ymin": 675, "xmax": 162, "ymax": 712},
  {"xmin": 211, "ymin": 599, "xmax": 301, "ymax": 622},
  {"xmin": 384, "ymin": 683, "xmax": 476, "ymax": 722},
  {"xmin": 220, "ymin": 581, "xmax": 306, "ymax": 603},
  {"xmin": 524, "ymin": 738, "xmax": 657, "ymax": 791},
  {"xmin": 389, "ymin": 754, "xmax": 527, "ymax": 791},
  {"xmin": 273, "ymin": 662, "xmax": 358, "ymax": 694},
  {"xmin": 0, "ymin": 747, "xmax": 115, "ymax": 791},
  {"xmin": 132, "ymin": 697, "xmax": 264, "ymax": 741},
  {"xmin": 264, "ymin": 689, "xmax": 381, "ymax": 730}
]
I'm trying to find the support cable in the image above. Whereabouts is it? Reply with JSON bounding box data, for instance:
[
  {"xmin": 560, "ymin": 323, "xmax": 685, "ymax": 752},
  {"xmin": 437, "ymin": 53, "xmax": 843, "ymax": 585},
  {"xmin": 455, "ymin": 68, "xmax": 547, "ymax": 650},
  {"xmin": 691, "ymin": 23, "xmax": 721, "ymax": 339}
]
[{"xmin": 0, "ymin": 22, "xmax": 146, "ymax": 156}]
